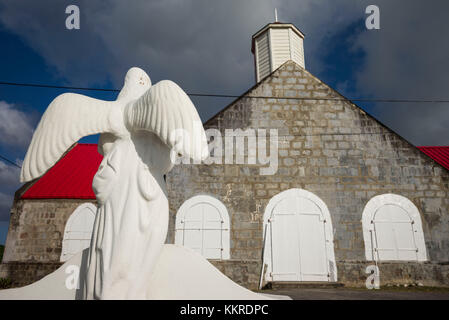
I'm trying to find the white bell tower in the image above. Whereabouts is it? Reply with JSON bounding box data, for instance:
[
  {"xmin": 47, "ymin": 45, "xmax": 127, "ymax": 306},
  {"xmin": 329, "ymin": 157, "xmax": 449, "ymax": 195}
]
[{"xmin": 251, "ymin": 15, "xmax": 305, "ymax": 82}]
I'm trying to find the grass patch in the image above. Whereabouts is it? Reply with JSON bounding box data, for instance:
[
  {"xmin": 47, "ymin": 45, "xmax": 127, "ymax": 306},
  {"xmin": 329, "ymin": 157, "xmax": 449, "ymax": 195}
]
[{"xmin": 0, "ymin": 278, "xmax": 11, "ymax": 289}]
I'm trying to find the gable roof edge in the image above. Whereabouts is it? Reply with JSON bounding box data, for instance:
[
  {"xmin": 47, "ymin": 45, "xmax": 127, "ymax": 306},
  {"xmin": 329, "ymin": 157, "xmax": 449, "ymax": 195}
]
[{"xmin": 204, "ymin": 60, "xmax": 448, "ymax": 173}]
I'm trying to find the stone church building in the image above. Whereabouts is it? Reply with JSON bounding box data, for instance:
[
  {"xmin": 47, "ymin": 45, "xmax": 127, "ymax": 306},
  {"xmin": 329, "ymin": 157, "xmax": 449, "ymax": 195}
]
[{"xmin": 2, "ymin": 22, "xmax": 449, "ymax": 290}]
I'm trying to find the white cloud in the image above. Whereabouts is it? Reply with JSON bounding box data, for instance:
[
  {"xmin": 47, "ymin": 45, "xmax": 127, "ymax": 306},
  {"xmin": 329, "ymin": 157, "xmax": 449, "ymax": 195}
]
[
  {"xmin": 0, "ymin": 101, "xmax": 34, "ymax": 149},
  {"xmin": 0, "ymin": 192, "xmax": 13, "ymax": 221},
  {"xmin": 0, "ymin": 161, "xmax": 20, "ymax": 221},
  {"xmin": 0, "ymin": 160, "xmax": 20, "ymax": 185}
]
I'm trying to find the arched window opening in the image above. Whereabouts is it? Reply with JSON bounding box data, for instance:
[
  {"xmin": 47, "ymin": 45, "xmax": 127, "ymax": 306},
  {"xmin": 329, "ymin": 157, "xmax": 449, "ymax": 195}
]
[
  {"xmin": 263, "ymin": 188, "xmax": 337, "ymax": 282},
  {"xmin": 175, "ymin": 195, "xmax": 230, "ymax": 260},
  {"xmin": 362, "ymin": 194, "xmax": 427, "ymax": 262},
  {"xmin": 60, "ymin": 203, "xmax": 96, "ymax": 262}
]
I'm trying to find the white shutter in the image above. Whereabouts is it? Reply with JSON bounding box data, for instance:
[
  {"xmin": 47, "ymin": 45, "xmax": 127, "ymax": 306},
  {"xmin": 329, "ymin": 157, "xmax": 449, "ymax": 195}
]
[
  {"xmin": 374, "ymin": 204, "xmax": 418, "ymax": 261},
  {"xmin": 175, "ymin": 196, "xmax": 230, "ymax": 260},
  {"xmin": 203, "ymin": 204, "xmax": 223, "ymax": 259},
  {"xmin": 183, "ymin": 203, "xmax": 203, "ymax": 255},
  {"xmin": 60, "ymin": 203, "xmax": 96, "ymax": 262},
  {"xmin": 297, "ymin": 210, "xmax": 328, "ymax": 281},
  {"xmin": 271, "ymin": 208, "xmax": 300, "ymax": 281},
  {"xmin": 269, "ymin": 191, "xmax": 332, "ymax": 282}
]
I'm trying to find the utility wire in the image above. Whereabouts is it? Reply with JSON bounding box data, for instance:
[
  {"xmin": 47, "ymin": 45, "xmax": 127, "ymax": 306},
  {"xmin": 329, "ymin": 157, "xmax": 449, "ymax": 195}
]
[
  {"xmin": 0, "ymin": 155, "xmax": 21, "ymax": 169},
  {"xmin": 1, "ymin": 81, "xmax": 449, "ymax": 103},
  {"xmin": 0, "ymin": 81, "xmax": 431, "ymax": 168},
  {"xmin": 0, "ymin": 81, "xmax": 119, "ymax": 92}
]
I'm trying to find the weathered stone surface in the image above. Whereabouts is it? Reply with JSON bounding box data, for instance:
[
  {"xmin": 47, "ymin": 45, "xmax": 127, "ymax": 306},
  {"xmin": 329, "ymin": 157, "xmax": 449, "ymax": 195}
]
[
  {"xmin": 337, "ymin": 261, "xmax": 449, "ymax": 287},
  {"xmin": 3, "ymin": 199, "xmax": 96, "ymax": 263},
  {"xmin": 0, "ymin": 262, "xmax": 62, "ymax": 287},
  {"xmin": 166, "ymin": 61, "xmax": 449, "ymax": 286},
  {"xmin": 209, "ymin": 260, "xmax": 262, "ymax": 290}
]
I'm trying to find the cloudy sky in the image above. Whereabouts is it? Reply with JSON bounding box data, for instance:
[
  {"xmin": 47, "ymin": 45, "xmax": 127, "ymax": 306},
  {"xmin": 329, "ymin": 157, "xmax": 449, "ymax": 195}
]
[{"xmin": 0, "ymin": 0, "xmax": 448, "ymax": 243}]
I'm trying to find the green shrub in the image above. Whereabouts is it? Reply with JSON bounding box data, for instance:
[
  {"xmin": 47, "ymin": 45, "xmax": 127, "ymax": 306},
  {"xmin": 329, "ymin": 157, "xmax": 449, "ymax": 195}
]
[{"xmin": 0, "ymin": 278, "xmax": 11, "ymax": 289}]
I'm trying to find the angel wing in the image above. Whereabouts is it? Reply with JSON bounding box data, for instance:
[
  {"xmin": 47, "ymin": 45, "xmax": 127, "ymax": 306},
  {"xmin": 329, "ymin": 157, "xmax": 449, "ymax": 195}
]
[
  {"xmin": 20, "ymin": 93, "xmax": 118, "ymax": 183},
  {"xmin": 125, "ymin": 80, "xmax": 208, "ymax": 162},
  {"xmin": 21, "ymin": 79, "xmax": 208, "ymax": 183}
]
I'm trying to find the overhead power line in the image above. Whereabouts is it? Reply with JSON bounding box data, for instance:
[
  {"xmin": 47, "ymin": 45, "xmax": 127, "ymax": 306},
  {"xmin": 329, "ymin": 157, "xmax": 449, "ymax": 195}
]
[
  {"xmin": 0, "ymin": 81, "xmax": 118, "ymax": 92},
  {"xmin": 0, "ymin": 155, "xmax": 21, "ymax": 169},
  {"xmin": 1, "ymin": 81, "xmax": 449, "ymax": 104}
]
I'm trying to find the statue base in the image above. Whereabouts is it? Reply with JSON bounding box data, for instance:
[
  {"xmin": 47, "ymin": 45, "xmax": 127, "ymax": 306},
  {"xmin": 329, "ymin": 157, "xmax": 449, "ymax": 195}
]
[{"xmin": 0, "ymin": 245, "xmax": 286, "ymax": 300}]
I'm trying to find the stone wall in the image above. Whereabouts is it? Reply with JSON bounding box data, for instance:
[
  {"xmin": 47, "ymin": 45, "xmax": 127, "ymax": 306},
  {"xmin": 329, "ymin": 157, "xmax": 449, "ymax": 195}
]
[
  {"xmin": 166, "ymin": 61, "xmax": 449, "ymax": 285},
  {"xmin": 209, "ymin": 260, "xmax": 262, "ymax": 290},
  {"xmin": 337, "ymin": 261, "xmax": 449, "ymax": 287},
  {"xmin": 1, "ymin": 197, "xmax": 265, "ymax": 290},
  {"xmin": 2, "ymin": 199, "xmax": 96, "ymax": 263},
  {"xmin": 0, "ymin": 262, "xmax": 62, "ymax": 287}
]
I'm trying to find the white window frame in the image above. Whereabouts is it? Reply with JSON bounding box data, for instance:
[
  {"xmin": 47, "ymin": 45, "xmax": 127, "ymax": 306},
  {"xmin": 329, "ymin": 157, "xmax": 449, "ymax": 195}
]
[
  {"xmin": 362, "ymin": 193, "xmax": 427, "ymax": 262},
  {"xmin": 262, "ymin": 188, "xmax": 337, "ymax": 282},
  {"xmin": 175, "ymin": 195, "xmax": 230, "ymax": 260},
  {"xmin": 60, "ymin": 203, "xmax": 96, "ymax": 262}
]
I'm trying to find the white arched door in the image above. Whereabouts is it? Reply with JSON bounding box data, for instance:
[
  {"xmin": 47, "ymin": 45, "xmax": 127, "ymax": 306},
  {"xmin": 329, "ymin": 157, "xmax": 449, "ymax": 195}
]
[
  {"xmin": 362, "ymin": 194, "xmax": 427, "ymax": 261},
  {"xmin": 60, "ymin": 203, "xmax": 96, "ymax": 262},
  {"xmin": 175, "ymin": 195, "xmax": 230, "ymax": 260},
  {"xmin": 263, "ymin": 189, "xmax": 337, "ymax": 282}
]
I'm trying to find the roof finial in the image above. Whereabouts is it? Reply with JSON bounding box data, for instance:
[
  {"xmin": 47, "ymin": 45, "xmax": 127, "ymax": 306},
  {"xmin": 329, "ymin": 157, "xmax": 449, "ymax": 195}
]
[{"xmin": 274, "ymin": 8, "xmax": 278, "ymax": 22}]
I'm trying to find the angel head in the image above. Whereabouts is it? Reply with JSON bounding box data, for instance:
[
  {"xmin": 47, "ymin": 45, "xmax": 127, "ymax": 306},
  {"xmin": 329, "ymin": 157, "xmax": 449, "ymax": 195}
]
[{"xmin": 117, "ymin": 67, "xmax": 152, "ymax": 102}]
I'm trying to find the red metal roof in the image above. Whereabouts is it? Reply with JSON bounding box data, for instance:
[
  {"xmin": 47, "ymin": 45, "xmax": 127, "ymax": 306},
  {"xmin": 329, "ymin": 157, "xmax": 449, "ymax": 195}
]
[
  {"xmin": 21, "ymin": 144, "xmax": 103, "ymax": 199},
  {"xmin": 418, "ymin": 146, "xmax": 449, "ymax": 171}
]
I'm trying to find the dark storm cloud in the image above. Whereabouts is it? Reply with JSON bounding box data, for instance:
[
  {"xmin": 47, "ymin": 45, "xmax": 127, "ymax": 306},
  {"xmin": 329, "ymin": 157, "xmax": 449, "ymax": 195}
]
[
  {"xmin": 277, "ymin": 0, "xmax": 449, "ymax": 145},
  {"xmin": 1, "ymin": 1, "xmax": 447, "ymax": 145},
  {"xmin": 0, "ymin": 0, "xmax": 276, "ymax": 120},
  {"xmin": 350, "ymin": 0, "xmax": 449, "ymax": 145}
]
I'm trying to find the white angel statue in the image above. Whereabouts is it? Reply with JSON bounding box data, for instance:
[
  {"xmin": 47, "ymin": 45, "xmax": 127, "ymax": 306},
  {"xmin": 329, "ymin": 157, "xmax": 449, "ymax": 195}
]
[{"xmin": 20, "ymin": 67, "xmax": 208, "ymax": 299}]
